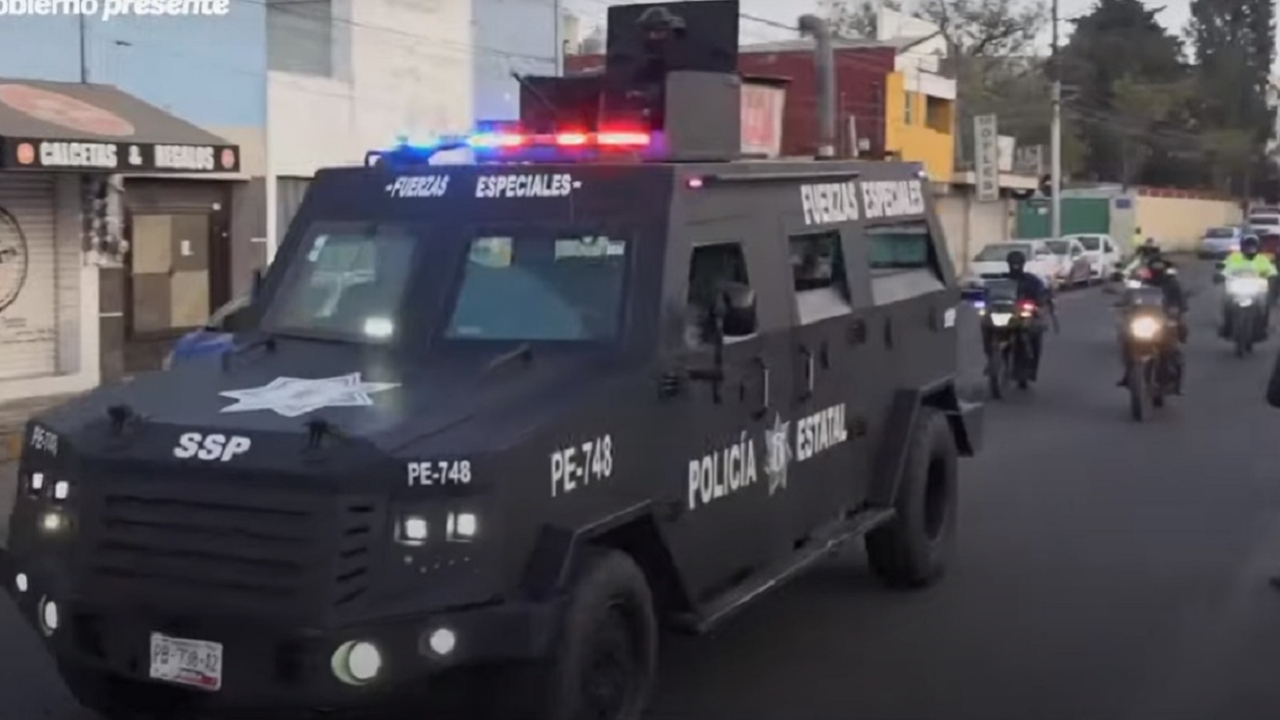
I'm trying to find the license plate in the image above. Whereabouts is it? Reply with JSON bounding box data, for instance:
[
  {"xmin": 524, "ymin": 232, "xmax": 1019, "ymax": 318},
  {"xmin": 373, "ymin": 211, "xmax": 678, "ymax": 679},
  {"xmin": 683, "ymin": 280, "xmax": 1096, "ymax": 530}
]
[
  {"xmin": 990, "ymin": 312, "xmax": 1012, "ymax": 326},
  {"xmin": 149, "ymin": 633, "xmax": 223, "ymax": 691}
]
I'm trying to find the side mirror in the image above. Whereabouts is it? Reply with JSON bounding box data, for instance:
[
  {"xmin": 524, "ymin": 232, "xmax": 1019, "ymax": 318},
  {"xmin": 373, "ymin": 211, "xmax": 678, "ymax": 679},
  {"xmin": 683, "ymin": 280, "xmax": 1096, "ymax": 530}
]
[
  {"xmin": 250, "ymin": 267, "xmax": 265, "ymax": 300},
  {"xmin": 719, "ymin": 282, "xmax": 757, "ymax": 337}
]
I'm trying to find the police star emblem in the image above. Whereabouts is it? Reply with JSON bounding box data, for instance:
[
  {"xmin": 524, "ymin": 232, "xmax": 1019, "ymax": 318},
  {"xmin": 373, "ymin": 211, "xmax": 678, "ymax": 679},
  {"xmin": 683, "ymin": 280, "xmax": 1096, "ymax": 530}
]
[
  {"xmin": 764, "ymin": 412, "xmax": 791, "ymax": 496},
  {"xmin": 219, "ymin": 372, "xmax": 399, "ymax": 418}
]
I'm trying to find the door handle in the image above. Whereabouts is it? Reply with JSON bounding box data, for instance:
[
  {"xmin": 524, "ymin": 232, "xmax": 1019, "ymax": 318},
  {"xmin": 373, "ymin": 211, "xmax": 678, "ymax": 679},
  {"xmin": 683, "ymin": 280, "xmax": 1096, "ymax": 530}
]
[
  {"xmin": 755, "ymin": 358, "xmax": 770, "ymax": 418},
  {"xmin": 799, "ymin": 346, "xmax": 814, "ymax": 399}
]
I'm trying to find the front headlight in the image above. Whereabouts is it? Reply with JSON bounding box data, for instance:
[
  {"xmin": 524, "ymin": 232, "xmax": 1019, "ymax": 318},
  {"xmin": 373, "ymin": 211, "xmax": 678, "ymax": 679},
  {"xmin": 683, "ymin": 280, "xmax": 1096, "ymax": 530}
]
[
  {"xmin": 395, "ymin": 515, "xmax": 429, "ymax": 546},
  {"xmin": 1227, "ymin": 277, "xmax": 1269, "ymax": 296},
  {"xmin": 446, "ymin": 512, "xmax": 477, "ymax": 542},
  {"xmin": 1129, "ymin": 316, "xmax": 1162, "ymax": 340}
]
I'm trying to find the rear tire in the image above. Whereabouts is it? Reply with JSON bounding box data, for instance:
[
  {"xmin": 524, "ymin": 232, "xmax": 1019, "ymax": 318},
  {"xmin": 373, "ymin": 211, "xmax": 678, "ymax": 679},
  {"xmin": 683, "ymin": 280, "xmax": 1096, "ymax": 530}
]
[{"xmin": 866, "ymin": 407, "xmax": 959, "ymax": 588}]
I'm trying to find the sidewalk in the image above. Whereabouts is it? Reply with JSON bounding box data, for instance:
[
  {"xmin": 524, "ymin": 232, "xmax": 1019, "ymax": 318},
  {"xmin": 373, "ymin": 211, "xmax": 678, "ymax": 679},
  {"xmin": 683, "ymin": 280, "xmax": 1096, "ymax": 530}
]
[{"xmin": 0, "ymin": 394, "xmax": 77, "ymax": 463}]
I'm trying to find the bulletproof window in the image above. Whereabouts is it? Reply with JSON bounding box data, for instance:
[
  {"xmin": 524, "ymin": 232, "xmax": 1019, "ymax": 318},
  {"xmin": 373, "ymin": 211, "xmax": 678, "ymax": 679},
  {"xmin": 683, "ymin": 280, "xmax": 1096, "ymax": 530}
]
[
  {"xmin": 789, "ymin": 230, "xmax": 851, "ymax": 323},
  {"xmin": 265, "ymin": 225, "xmax": 417, "ymax": 341},
  {"xmin": 867, "ymin": 221, "xmax": 937, "ymax": 276},
  {"xmin": 445, "ymin": 233, "xmax": 628, "ymax": 342},
  {"xmin": 685, "ymin": 242, "xmax": 752, "ymax": 348}
]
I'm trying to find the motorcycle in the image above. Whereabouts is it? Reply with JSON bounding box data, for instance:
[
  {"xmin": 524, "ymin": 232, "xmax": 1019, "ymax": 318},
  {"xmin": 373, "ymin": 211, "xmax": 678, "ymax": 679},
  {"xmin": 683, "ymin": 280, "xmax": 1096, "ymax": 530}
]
[
  {"xmin": 1119, "ymin": 286, "xmax": 1181, "ymax": 422},
  {"xmin": 1218, "ymin": 271, "xmax": 1269, "ymax": 357},
  {"xmin": 977, "ymin": 280, "xmax": 1036, "ymax": 400}
]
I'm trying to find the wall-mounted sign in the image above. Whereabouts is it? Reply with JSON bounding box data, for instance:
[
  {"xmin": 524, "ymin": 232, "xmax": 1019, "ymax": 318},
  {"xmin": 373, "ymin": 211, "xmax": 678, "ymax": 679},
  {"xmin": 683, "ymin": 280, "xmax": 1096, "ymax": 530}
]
[
  {"xmin": 973, "ymin": 114, "xmax": 1000, "ymax": 203},
  {"xmin": 2, "ymin": 138, "xmax": 239, "ymax": 173}
]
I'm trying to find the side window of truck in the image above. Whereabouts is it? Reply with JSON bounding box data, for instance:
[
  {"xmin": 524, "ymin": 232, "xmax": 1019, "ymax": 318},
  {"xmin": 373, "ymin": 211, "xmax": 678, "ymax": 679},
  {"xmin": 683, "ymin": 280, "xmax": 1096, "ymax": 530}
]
[
  {"xmin": 789, "ymin": 229, "xmax": 851, "ymax": 323},
  {"xmin": 867, "ymin": 221, "xmax": 939, "ymax": 279},
  {"xmin": 684, "ymin": 242, "xmax": 753, "ymax": 348}
]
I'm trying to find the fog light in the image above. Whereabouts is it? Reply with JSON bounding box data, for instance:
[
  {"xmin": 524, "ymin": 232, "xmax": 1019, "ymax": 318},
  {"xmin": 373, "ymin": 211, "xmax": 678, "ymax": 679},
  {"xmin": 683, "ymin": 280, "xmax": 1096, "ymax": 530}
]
[
  {"xmin": 14, "ymin": 573, "xmax": 28, "ymax": 593},
  {"xmin": 53, "ymin": 481, "xmax": 69, "ymax": 501},
  {"xmin": 38, "ymin": 596, "xmax": 58, "ymax": 635},
  {"xmin": 40, "ymin": 512, "xmax": 67, "ymax": 534},
  {"xmin": 29, "ymin": 472, "xmax": 44, "ymax": 492},
  {"xmin": 331, "ymin": 640, "xmax": 382, "ymax": 685},
  {"xmin": 428, "ymin": 627, "xmax": 456, "ymax": 656},
  {"xmin": 447, "ymin": 512, "xmax": 477, "ymax": 541}
]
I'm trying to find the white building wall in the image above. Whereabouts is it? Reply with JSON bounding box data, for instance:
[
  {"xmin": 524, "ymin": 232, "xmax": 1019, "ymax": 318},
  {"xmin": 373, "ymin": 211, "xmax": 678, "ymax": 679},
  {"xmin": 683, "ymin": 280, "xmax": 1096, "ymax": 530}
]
[{"xmin": 265, "ymin": 0, "xmax": 474, "ymax": 254}]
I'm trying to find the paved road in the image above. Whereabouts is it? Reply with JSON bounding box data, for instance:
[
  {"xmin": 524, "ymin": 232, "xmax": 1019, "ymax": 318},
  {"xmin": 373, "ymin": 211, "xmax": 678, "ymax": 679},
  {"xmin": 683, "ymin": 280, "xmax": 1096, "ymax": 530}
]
[{"xmin": 5, "ymin": 265, "xmax": 1280, "ymax": 720}]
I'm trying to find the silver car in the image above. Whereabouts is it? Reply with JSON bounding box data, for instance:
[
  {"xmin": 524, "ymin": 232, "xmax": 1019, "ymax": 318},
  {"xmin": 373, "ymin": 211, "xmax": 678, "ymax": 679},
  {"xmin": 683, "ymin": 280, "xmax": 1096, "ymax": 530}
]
[{"xmin": 1199, "ymin": 225, "xmax": 1243, "ymax": 259}]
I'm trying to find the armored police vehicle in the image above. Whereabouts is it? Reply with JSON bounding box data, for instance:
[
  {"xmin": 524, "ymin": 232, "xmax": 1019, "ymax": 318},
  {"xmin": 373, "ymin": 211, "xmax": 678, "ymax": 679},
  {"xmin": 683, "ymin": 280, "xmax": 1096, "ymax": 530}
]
[{"xmin": 2, "ymin": 2, "xmax": 981, "ymax": 718}]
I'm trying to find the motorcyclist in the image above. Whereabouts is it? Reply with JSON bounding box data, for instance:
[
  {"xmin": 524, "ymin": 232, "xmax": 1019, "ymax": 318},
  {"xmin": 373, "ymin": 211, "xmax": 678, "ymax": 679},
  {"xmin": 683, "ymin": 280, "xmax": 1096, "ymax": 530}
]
[
  {"xmin": 985, "ymin": 250, "xmax": 1052, "ymax": 380},
  {"xmin": 1120, "ymin": 237, "xmax": 1161, "ymax": 276},
  {"xmin": 1218, "ymin": 234, "xmax": 1277, "ymax": 337},
  {"xmin": 1116, "ymin": 253, "xmax": 1187, "ymax": 388}
]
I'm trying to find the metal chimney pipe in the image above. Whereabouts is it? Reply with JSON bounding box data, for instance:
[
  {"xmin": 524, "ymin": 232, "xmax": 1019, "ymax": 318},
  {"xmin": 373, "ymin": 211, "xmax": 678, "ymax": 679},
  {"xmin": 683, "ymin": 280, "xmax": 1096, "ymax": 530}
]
[{"xmin": 798, "ymin": 14, "xmax": 836, "ymax": 159}]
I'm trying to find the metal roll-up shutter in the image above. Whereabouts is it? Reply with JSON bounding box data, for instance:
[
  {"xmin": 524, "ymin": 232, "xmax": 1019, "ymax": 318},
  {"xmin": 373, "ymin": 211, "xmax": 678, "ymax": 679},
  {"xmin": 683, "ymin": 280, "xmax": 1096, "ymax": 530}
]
[{"xmin": 0, "ymin": 174, "xmax": 59, "ymax": 380}]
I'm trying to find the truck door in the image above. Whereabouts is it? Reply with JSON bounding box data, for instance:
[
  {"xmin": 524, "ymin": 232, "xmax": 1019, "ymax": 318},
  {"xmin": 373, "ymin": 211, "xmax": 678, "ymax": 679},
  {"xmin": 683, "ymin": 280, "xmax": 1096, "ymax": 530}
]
[
  {"xmin": 662, "ymin": 238, "xmax": 794, "ymax": 600},
  {"xmin": 781, "ymin": 228, "xmax": 861, "ymax": 545}
]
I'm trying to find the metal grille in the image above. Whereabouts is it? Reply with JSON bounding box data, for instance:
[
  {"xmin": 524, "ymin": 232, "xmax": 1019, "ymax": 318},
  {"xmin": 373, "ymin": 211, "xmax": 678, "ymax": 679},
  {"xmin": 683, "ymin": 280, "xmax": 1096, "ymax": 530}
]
[{"xmin": 85, "ymin": 483, "xmax": 381, "ymax": 615}]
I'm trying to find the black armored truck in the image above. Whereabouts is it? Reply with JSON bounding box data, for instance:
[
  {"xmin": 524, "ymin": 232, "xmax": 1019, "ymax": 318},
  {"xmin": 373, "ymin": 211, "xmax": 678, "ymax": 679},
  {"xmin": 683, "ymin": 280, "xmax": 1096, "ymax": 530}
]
[{"xmin": 2, "ymin": 2, "xmax": 982, "ymax": 718}]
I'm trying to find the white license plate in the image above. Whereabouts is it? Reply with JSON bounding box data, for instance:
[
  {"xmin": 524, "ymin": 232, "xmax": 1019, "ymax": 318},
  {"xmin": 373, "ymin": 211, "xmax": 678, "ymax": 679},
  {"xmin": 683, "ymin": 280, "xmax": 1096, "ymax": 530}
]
[
  {"xmin": 990, "ymin": 312, "xmax": 1012, "ymax": 326},
  {"xmin": 149, "ymin": 633, "xmax": 223, "ymax": 691}
]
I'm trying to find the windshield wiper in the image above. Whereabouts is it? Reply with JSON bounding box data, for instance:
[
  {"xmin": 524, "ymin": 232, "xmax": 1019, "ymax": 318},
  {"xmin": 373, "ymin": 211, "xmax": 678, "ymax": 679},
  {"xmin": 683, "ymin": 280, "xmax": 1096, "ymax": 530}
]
[{"xmin": 482, "ymin": 342, "xmax": 534, "ymax": 376}]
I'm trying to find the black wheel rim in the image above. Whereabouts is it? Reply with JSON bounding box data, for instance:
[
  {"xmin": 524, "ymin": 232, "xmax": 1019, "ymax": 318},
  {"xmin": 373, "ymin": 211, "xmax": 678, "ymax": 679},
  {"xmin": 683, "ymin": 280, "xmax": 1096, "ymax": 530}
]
[{"xmin": 580, "ymin": 606, "xmax": 638, "ymax": 720}]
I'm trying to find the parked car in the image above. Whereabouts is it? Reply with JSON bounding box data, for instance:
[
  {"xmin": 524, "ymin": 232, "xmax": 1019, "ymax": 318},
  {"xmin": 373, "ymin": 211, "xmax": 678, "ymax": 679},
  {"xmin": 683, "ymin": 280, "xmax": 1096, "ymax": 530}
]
[
  {"xmin": 1042, "ymin": 238, "xmax": 1093, "ymax": 287},
  {"xmin": 1248, "ymin": 211, "xmax": 1280, "ymax": 243},
  {"xmin": 1198, "ymin": 225, "xmax": 1244, "ymax": 259},
  {"xmin": 161, "ymin": 296, "xmax": 242, "ymax": 369},
  {"xmin": 966, "ymin": 240, "xmax": 1062, "ymax": 289},
  {"xmin": 1064, "ymin": 233, "xmax": 1121, "ymax": 280}
]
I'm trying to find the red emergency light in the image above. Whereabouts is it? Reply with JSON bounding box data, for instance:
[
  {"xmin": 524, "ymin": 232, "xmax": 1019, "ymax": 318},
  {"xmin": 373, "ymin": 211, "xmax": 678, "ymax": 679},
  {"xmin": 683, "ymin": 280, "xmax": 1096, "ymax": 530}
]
[{"xmin": 467, "ymin": 129, "xmax": 652, "ymax": 150}]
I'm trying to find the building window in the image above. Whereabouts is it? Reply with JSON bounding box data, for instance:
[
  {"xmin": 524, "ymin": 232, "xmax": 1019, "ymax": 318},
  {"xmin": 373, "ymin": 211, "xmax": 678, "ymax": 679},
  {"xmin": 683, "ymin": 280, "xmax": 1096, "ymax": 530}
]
[
  {"xmin": 926, "ymin": 96, "xmax": 952, "ymax": 133},
  {"xmin": 903, "ymin": 90, "xmax": 914, "ymax": 126},
  {"xmin": 267, "ymin": 0, "xmax": 333, "ymax": 76}
]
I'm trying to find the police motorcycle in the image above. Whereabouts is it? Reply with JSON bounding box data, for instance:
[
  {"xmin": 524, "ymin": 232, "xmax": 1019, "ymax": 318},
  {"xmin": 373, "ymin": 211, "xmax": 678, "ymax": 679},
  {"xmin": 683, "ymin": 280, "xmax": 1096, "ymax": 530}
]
[
  {"xmin": 975, "ymin": 279, "xmax": 1036, "ymax": 399},
  {"xmin": 1213, "ymin": 266, "xmax": 1269, "ymax": 357},
  {"xmin": 1113, "ymin": 276, "xmax": 1182, "ymax": 421}
]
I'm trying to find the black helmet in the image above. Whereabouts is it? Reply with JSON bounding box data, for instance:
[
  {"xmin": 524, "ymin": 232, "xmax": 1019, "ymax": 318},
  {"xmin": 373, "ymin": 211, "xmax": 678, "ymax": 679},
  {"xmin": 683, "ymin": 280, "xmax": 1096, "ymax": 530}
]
[
  {"xmin": 1006, "ymin": 250, "xmax": 1027, "ymax": 272},
  {"xmin": 1241, "ymin": 235, "xmax": 1260, "ymax": 255}
]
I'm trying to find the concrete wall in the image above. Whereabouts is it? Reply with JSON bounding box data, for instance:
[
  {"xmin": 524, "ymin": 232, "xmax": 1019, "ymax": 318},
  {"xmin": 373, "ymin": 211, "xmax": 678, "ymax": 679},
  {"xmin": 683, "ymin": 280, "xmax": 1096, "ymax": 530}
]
[
  {"xmin": 936, "ymin": 187, "xmax": 1015, "ymax": 275},
  {"xmin": 473, "ymin": 0, "xmax": 559, "ymax": 120},
  {"xmin": 1133, "ymin": 190, "xmax": 1243, "ymax": 252},
  {"xmin": 884, "ymin": 71, "xmax": 955, "ymax": 182},
  {"xmin": 268, "ymin": 0, "xmax": 474, "ymax": 178}
]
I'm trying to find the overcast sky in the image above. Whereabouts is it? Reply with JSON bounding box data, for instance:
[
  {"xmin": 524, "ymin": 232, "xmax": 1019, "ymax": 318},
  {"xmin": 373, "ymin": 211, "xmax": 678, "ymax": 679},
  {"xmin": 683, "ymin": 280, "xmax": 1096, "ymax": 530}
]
[{"xmin": 562, "ymin": 0, "xmax": 1278, "ymax": 69}]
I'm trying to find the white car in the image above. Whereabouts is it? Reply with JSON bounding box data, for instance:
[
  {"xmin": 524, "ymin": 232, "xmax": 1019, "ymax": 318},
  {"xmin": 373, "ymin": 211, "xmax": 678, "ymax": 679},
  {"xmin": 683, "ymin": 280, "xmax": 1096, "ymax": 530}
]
[
  {"xmin": 1248, "ymin": 210, "xmax": 1280, "ymax": 237},
  {"xmin": 967, "ymin": 240, "xmax": 1063, "ymax": 288},
  {"xmin": 1064, "ymin": 233, "xmax": 1121, "ymax": 280}
]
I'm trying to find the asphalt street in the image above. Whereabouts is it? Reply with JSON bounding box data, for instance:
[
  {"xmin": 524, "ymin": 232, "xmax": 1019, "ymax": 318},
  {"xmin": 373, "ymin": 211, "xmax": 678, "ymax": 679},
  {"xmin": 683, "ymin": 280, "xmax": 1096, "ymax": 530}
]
[{"xmin": 5, "ymin": 262, "xmax": 1280, "ymax": 720}]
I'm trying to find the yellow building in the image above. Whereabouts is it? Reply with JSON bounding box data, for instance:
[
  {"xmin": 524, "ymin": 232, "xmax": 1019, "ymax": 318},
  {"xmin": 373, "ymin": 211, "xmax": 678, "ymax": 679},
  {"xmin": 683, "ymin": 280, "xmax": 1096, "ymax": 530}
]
[{"xmin": 883, "ymin": 70, "xmax": 956, "ymax": 182}]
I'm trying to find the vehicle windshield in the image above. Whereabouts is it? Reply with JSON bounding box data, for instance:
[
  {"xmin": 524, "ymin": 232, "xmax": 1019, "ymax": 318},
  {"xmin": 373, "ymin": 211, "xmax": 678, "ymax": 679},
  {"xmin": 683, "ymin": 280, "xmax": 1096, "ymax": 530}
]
[
  {"xmin": 985, "ymin": 279, "xmax": 1019, "ymax": 301},
  {"xmin": 262, "ymin": 223, "xmax": 631, "ymax": 345},
  {"xmin": 1074, "ymin": 236, "xmax": 1101, "ymax": 250},
  {"xmin": 1205, "ymin": 227, "xmax": 1236, "ymax": 238},
  {"xmin": 262, "ymin": 223, "xmax": 418, "ymax": 342},
  {"xmin": 1045, "ymin": 240, "xmax": 1070, "ymax": 255},
  {"xmin": 444, "ymin": 233, "xmax": 628, "ymax": 342},
  {"xmin": 975, "ymin": 243, "xmax": 1031, "ymax": 262}
]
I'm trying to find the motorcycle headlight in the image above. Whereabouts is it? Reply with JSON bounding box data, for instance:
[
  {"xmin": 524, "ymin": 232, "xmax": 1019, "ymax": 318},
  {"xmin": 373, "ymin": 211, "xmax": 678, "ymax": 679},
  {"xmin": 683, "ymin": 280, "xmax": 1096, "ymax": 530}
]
[
  {"xmin": 1227, "ymin": 277, "xmax": 1268, "ymax": 296},
  {"xmin": 1128, "ymin": 316, "xmax": 1162, "ymax": 340}
]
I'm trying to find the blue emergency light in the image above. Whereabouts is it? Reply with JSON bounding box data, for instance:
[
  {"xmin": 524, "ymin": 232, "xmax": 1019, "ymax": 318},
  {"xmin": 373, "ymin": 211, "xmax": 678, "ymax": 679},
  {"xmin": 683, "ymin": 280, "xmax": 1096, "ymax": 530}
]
[{"xmin": 366, "ymin": 125, "xmax": 662, "ymax": 167}]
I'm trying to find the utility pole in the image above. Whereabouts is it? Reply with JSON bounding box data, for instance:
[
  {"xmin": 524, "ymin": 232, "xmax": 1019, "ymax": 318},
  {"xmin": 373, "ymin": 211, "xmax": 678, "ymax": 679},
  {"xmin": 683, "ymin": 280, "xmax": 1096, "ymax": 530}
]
[
  {"xmin": 78, "ymin": 14, "xmax": 88, "ymax": 82},
  {"xmin": 1049, "ymin": 0, "xmax": 1062, "ymax": 241}
]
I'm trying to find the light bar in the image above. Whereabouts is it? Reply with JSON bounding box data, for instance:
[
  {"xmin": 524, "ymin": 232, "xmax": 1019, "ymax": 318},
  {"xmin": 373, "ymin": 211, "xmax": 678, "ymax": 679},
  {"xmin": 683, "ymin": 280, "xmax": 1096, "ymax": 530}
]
[{"xmin": 368, "ymin": 126, "xmax": 655, "ymax": 167}]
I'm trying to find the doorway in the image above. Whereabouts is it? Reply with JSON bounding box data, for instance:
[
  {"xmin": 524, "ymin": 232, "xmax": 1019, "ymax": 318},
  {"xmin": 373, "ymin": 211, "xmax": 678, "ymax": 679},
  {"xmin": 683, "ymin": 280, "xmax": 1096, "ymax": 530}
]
[{"xmin": 124, "ymin": 212, "xmax": 217, "ymax": 372}]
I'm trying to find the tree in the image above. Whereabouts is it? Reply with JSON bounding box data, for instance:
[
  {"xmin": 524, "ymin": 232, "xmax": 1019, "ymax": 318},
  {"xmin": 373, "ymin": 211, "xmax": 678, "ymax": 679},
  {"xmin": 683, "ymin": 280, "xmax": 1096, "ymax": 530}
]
[
  {"xmin": 822, "ymin": 0, "xmax": 901, "ymax": 38},
  {"xmin": 914, "ymin": 0, "xmax": 1047, "ymax": 57},
  {"xmin": 1060, "ymin": 0, "xmax": 1188, "ymax": 183},
  {"xmin": 1109, "ymin": 75, "xmax": 1193, "ymax": 185}
]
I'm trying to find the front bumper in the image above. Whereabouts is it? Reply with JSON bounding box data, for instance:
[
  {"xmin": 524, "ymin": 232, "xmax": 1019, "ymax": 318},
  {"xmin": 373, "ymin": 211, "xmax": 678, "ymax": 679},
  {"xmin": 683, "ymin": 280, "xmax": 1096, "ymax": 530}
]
[{"xmin": 1, "ymin": 548, "xmax": 560, "ymax": 717}]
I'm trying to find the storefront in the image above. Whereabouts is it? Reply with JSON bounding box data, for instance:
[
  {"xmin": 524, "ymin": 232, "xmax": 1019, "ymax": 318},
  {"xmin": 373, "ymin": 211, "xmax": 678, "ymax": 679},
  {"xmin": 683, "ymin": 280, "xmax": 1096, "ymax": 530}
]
[{"xmin": 0, "ymin": 78, "xmax": 240, "ymax": 403}]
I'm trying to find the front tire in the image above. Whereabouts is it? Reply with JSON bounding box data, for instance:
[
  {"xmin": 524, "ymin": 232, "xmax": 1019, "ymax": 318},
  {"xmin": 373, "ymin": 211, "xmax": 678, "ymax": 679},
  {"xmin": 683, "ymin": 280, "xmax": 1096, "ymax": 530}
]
[
  {"xmin": 1127, "ymin": 360, "xmax": 1147, "ymax": 422},
  {"xmin": 866, "ymin": 407, "xmax": 959, "ymax": 588},
  {"xmin": 537, "ymin": 549, "xmax": 657, "ymax": 720}
]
